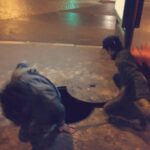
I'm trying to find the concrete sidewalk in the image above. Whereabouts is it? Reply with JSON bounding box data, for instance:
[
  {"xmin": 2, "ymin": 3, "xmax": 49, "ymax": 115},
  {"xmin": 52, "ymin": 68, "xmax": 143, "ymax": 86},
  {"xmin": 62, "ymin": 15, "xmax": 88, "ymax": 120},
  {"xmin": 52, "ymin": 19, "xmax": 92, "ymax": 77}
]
[{"xmin": 0, "ymin": 42, "xmax": 150, "ymax": 150}]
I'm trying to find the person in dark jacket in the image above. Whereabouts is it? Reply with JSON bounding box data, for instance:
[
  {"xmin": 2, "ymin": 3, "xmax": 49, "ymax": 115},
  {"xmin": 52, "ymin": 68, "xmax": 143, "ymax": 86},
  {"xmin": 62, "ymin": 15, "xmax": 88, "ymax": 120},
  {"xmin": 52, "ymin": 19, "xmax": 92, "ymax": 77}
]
[
  {"xmin": 102, "ymin": 36, "xmax": 150, "ymax": 130},
  {"xmin": 0, "ymin": 61, "xmax": 74, "ymax": 149}
]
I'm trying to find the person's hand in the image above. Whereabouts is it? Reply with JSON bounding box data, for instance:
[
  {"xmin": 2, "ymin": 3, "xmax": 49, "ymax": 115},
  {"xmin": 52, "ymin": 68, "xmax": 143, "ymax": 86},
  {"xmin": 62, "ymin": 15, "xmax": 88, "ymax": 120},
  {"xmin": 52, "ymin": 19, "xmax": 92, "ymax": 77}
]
[{"xmin": 58, "ymin": 123, "xmax": 75, "ymax": 134}]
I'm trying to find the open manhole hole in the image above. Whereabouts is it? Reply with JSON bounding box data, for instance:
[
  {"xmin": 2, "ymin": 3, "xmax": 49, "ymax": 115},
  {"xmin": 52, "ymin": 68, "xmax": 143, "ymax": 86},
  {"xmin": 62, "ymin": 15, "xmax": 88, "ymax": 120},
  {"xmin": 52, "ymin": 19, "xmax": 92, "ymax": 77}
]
[{"xmin": 58, "ymin": 86, "xmax": 106, "ymax": 123}]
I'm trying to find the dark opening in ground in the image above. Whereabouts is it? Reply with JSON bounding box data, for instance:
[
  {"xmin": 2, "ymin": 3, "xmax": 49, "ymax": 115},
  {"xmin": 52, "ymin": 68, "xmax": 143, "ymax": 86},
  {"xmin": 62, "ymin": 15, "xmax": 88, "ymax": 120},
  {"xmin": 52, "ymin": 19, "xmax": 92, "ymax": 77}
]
[{"xmin": 58, "ymin": 86, "xmax": 105, "ymax": 123}]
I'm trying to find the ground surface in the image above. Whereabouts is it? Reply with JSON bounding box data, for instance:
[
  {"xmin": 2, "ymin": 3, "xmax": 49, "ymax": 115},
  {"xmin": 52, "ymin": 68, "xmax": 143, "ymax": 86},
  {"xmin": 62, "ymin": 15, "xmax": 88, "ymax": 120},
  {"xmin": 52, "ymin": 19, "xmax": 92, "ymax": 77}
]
[{"xmin": 0, "ymin": 0, "xmax": 150, "ymax": 150}]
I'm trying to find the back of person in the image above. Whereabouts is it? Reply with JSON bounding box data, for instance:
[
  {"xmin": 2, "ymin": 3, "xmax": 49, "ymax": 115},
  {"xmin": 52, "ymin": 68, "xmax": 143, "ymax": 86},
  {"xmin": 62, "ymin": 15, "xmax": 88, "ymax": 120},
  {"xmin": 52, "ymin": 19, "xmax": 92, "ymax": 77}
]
[{"xmin": 1, "ymin": 62, "xmax": 65, "ymax": 126}]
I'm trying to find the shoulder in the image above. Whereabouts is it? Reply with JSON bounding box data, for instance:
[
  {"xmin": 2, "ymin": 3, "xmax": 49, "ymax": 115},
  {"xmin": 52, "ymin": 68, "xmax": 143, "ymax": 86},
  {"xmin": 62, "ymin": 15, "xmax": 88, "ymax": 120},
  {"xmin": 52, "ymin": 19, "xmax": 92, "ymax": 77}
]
[{"xmin": 115, "ymin": 49, "xmax": 136, "ymax": 66}]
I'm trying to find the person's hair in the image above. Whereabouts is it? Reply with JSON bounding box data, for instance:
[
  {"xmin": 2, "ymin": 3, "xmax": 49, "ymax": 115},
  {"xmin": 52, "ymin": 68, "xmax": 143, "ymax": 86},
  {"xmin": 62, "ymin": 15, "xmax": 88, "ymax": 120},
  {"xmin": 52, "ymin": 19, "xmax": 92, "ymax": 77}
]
[
  {"xmin": 16, "ymin": 61, "xmax": 29, "ymax": 69},
  {"xmin": 102, "ymin": 36, "xmax": 123, "ymax": 52},
  {"xmin": 0, "ymin": 81, "xmax": 32, "ymax": 126}
]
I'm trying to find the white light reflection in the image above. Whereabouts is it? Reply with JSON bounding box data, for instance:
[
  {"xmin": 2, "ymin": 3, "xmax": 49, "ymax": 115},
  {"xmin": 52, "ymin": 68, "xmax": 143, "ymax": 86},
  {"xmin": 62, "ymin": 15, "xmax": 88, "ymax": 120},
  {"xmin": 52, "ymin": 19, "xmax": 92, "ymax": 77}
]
[{"xmin": 0, "ymin": 0, "xmax": 26, "ymax": 19}]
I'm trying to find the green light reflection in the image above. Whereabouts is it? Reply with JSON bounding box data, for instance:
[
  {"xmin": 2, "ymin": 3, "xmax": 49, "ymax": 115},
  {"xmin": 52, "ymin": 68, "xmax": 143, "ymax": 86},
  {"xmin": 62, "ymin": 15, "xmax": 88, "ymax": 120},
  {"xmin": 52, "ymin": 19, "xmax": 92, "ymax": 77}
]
[
  {"xmin": 64, "ymin": 0, "xmax": 79, "ymax": 10},
  {"xmin": 64, "ymin": 12, "xmax": 81, "ymax": 26}
]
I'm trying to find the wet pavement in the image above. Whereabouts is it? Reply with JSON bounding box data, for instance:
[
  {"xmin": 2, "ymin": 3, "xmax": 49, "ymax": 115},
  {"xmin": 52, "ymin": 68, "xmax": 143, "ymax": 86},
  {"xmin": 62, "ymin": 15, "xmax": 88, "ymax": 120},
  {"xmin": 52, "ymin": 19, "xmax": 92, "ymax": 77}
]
[
  {"xmin": 0, "ymin": 0, "xmax": 115, "ymax": 45},
  {"xmin": 0, "ymin": 0, "xmax": 150, "ymax": 150}
]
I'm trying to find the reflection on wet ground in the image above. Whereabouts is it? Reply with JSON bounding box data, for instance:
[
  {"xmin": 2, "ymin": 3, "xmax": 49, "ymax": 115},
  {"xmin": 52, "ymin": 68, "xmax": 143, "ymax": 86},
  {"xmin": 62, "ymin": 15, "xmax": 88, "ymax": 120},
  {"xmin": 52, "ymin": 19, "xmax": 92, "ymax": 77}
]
[
  {"xmin": 1, "ymin": 0, "xmax": 110, "ymax": 20},
  {"xmin": 0, "ymin": 0, "xmax": 80, "ymax": 20},
  {"xmin": 0, "ymin": 0, "xmax": 150, "ymax": 150},
  {"xmin": 0, "ymin": 0, "xmax": 115, "ymax": 45}
]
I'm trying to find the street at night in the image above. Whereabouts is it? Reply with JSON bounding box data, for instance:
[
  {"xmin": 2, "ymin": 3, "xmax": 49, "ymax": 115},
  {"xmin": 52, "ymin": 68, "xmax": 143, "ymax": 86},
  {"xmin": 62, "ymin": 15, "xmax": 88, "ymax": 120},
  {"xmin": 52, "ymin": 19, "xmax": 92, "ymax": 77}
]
[{"xmin": 0, "ymin": 0, "xmax": 150, "ymax": 150}]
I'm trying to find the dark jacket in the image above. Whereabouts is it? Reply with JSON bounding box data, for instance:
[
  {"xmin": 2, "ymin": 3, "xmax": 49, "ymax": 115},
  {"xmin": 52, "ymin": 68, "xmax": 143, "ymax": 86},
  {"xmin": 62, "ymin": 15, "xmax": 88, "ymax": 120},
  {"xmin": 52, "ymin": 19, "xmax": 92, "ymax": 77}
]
[
  {"xmin": 1, "ymin": 69, "xmax": 65, "ymax": 148},
  {"xmin": 115, "ymin": 49, "xmax": 150, "ymax": 101}
]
